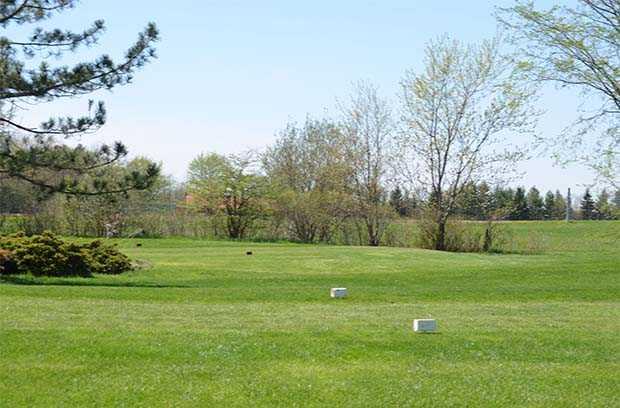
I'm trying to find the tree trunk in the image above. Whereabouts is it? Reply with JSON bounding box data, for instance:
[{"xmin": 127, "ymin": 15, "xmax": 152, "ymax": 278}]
[
  {"xmin": 434, "ymin": 218, "xmax": 446, "ymax": 251},
  {"xmin": 367, "ymin": 219, "xmax": 379, "ymax": 246}
]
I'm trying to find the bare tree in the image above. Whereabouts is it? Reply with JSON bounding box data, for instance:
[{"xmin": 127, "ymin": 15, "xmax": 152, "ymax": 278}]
[
  {"xmin": 396, "ymin": 36, "xmax": 538, "ymax": 251},
  {"xmin": 339, "ymin": 81, "xmax": 395, "ymax": 246}
]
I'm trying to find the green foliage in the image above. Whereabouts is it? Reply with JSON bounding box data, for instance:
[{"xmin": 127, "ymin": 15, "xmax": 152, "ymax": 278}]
[
  {"xmin": 526, "ymin": 186, "xmax": 544, "ymax": 220},
  {"xmin": 86, "ymin": 240, "xmax": 133, "ymax": 275},
  {"xmin": 0, "ymin": 248, "xmax": 16, "ymax": 274},
  {"xmin": 580, "ymin": 188, "xmax": 596, "ymax": 220},
  {"xmin": 0, "ymin": 232, "xmax": 132, "ymax": 276},
  {"xmin": 188, "ymin": 152, "xmax": 269, "ymax": 239},
  {"xmin": 0, "ymin": 1, "xmax": 160, "ymax": 195},
  {"xmin": 510, "ymin": 187, "xmax": 529, "ymax": 220},
  {"xmin": 499, "ymin": 0, "xmax": 619, "ymax": 187},
  {"xmin": 595, "ymin": 189, "xmax": 614, "ymax": 220},
  {"xmin": 263, "ymin": 118, "xmax": 353, "ymax": 243},
  {"xmin": 417, "ymin": 217, "xmax": 512, "ymax": 253}
]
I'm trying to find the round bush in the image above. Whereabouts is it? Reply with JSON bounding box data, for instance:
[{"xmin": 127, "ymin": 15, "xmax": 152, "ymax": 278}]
[{"xmin": 0, "ymin": 232, "xmax": 133, "ymax": 277}]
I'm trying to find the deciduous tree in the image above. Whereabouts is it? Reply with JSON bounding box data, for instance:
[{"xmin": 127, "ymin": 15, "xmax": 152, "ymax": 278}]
[
  {"xmin": 396, "ymin": 36, "xmax": 537, "ymax": 250},
  {"xmin": 340, "ymin": 81, "xmax": 394, "ymax": 246},
  {"xmin": 263, "ymin": 118, "xmax": 352, "ymax": 243},
  {"xmin": 188, "ymin": 152, "xmax": 267, "ymax": 239},
  {"xmin": 499, "ymin": 0, "xmax": 619, "ymax": 187}
]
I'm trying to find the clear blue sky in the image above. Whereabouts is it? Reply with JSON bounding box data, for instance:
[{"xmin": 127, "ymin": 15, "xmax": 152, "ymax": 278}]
[{"xmin": 14, "ymin": 0, "xmax": 597, "ymax": 193}]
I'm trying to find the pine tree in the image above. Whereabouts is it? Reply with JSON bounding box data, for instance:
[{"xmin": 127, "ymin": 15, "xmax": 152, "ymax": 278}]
[
  {"xmin": 614, "ymin": 190, "xmax": 620, "ymax": 208},
  {"xmin": 511, "ymin": 187, "xmax": 529, "ymax": 220},
  {"xmin": 580, "ymin": 189, "xmax": 595, "ymax": 220},
  {"xmin": 403, "ymin": 188, "xmax": 418, "ymax": 216},
  {"xmin": 0, "ymin": 1, "xmax": 160, "ymax": 195},
  {"xmin": 595, "ymin": 189, "xmax": 612, "ymax": 220},
  {"xmin": 553, "ymin": 190, "xmax": 566, "ymax": 220},
  {"xmin": 389, "ymin": 186, "xmax": 405, "ymax": 216},
  {"xmin": 478, "ymin": 182, "xmax": 492, "ymax": 220},
  {"xmin": 566, "ymin": 188, "xmax": 573, "ymax": 221},
  {"xmin": 458, "ymin": 182, "xmax": 481, "ymax": 220},
  {"xmin": 543, "ymin": 190, "xmax": 555, "ymax": 220},
  {"xmin": 526, "ymin": 186, "xmax": 544, "ymax": 220},
  {"xmin": 492, "ymin": 186, "xmax": 515, "ymax": 217}
]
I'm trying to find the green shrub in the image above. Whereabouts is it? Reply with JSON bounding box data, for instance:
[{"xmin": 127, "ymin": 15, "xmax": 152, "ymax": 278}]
[
  {"xmin": 86, "ymin": 240, "xmax": 133, "ymax": 274},
  {"xmin": 0, "ymin": 249, "xmax": 18, "ymax": 275},
  {"xmin": 0, "ymin": 232, "xmax": 132, "ymax": 277}
]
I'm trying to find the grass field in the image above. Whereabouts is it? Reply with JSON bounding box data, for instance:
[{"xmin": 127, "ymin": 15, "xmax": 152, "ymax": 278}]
[{"xmin": 1, "ymin": 221, "xmax": 619, "ymax": 407}]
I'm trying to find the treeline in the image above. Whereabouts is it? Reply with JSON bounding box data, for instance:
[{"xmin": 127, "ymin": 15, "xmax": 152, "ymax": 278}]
[
  {"xmin": 437, "ymin": 183, "xmax": 619, "ymax": 221},
  {"xmin": 2, "ymin": 152, "xmax": 619, "ymax": 246},
  {"xmin": 1, "ymin": 53, "xmax": 619, "ymax": 251}
]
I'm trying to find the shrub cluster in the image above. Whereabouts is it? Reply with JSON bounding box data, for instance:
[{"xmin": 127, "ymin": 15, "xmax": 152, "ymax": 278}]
[
  {"xmin": 417, "ymin": 218, "xmax": 514, "ymax": 253},
  {"xmin": 0, "ymin": 232, "xmax": 132, "ymax": 277}
]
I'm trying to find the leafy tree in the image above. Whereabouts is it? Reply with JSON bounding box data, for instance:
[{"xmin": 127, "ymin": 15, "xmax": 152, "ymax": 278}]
[
  {"xmin": 580, "ymin": 188, "xmax": 596, "ymax": 220},
  {"xmin": 395, "ymin": 36, "xmax": 537, "ymax": 250},
  {"xmin": 499, "ymin": 0, "xmax": 619, "ymax": 188},
  {"xmin": 526, "ymin": 186, "xmax": 544, "ymax": 220},
  {"xmin": 340, "ymin": 81, "xmax": 394, "ymax": 246},
  {"xmin": 0, "ymin": 177, "xmax": 42, "ymax": 214},
  {"xmin": 263, "ymin": 118, "xmax": 352, "ymax": 243},
  {"xmin": 0, "ymin": 1, "xmax": 160, "ymax": 195},
  {"xmin": 61, "ymin": 158, "xmax": 172, "ymax": 237},
  {"xmin": 188, "ymin": 152, "xmax": 268, "ymax": 239}
]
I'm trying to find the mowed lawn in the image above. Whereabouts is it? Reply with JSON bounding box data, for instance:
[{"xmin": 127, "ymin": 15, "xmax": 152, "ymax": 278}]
[{"xmin": 1, "ymin": 222, "xmax": 619, "ymax": 407}]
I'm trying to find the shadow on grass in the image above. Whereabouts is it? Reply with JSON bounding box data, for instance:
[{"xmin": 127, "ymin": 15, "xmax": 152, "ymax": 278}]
[{"xmin": 0, "ymin": 275, "xmax": 191, "ymax": 289}]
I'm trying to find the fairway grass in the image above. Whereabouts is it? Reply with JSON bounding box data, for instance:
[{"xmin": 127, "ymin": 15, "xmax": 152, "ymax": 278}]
[{"xmin": 1, "ymin": 222, "xmax": 619, "ymax": 407}]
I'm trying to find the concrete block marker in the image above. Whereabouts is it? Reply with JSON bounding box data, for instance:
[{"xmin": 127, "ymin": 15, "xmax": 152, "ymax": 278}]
[
  {"xmin": 330, "ymin": 288, "xmax": 348, "ymax": 298},
  {"xmin": 413, "ymin": 319, "xmax": 437, "ymax": 333}
]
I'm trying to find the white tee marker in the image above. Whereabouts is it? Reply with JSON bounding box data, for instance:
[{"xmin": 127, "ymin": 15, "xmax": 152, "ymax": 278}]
[
  {"xmin": 330, "ymin": 288, "xmax": 348, "ymax": 298},
  {"xmin": 413, "ymin": 319, "xmax": 437, "ymax": 333}
]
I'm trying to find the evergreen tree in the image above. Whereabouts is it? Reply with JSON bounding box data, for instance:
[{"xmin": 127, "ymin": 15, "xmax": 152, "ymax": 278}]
[
  {"xmin": 613, "ymin": 190, "xmax": 620, "ymax": 219},
  {"xmin": 511, "ymin": 187, "xmax": 529, "ymax": 220},
  {"xmin": 389, "ymin": 186, "xmax": 406, "ymax": 217},
  {"xmin": 566, "ymin": 188, "xmax": 573, "ymax": 221},
  {"xmin": 492, "ymin": 186, "xmax": 515, "ymax": 217},
  {"xmin": 595, "ymin": 189, "xmax": 613, "ymax": 220},
  {"xmin": 526, "ymin": 186, "xmax": 544, "ymax": 220},
  {"xmin": 458, "ymin": 182, "xmax": 481, "ymax": 220},
  {"xmin": 0, "ymin": 1, "xmax": 160, "ymax": 195},
  {"xmin": 477, "ymin": 182, "xmax": 492, "ymax": 220},
  {"xmin": 543, "ymin": 191, "xmax": 555, "ymax": 220},
  {"xmin": 402, "ymin": 188, "xmax": 418, "ymax": 216},
  {"xmin": 580, "ymin": 189, "xmax": 595, "ymax": 220},
  {"xmin": 553, "ymin": 190, "xmax": 566, "ymax": 220}
]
